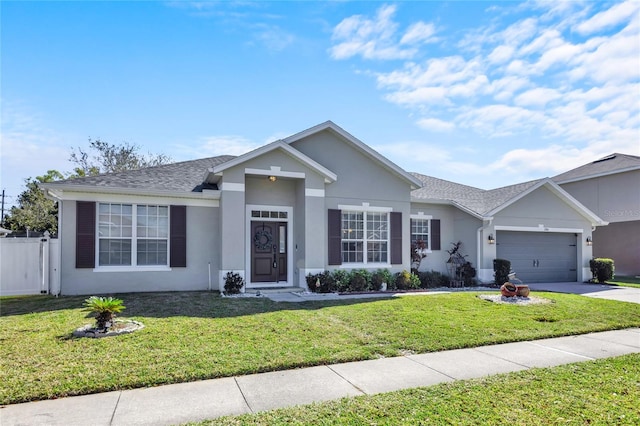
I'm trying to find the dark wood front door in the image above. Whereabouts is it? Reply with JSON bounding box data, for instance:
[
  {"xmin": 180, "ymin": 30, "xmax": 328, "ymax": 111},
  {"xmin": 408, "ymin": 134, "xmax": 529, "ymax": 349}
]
[{"xmin": 251, "ymin": 221, "xmax": 287, "ymax": 283}]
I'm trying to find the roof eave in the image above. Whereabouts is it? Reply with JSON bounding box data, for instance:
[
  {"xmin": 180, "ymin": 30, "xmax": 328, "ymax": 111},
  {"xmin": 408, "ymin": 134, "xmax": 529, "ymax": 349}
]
[
  {"xmin": 554, "ymin": 165, "xmax": 640, "ymax": 184},
  {"xmin": 411, "ymin": 196, "xmax": 485, "ymax": 220},
  {"xmin": 39, "ymin": 183, "xmax": 221, "ymax": 201}
]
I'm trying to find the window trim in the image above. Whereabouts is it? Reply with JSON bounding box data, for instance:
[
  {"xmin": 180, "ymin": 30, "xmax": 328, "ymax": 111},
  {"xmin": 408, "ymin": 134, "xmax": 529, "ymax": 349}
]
[
  {"xmin": 94, "ymin": 203, "xmax": 172, "ymax": 271},
  {"xmin": 410, "ymin": 214, "xmax": 433, "ymax": 253},
  {"xmin": 339, "ymin": 208, "xmax": 391, "ymax": 267}
]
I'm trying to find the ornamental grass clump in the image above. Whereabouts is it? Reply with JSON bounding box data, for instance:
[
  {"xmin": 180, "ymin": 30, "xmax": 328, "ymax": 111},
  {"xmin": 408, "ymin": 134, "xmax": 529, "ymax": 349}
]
[{"xmin": 83, "ymin": 296, "xmax": 125, "ymax": 330}]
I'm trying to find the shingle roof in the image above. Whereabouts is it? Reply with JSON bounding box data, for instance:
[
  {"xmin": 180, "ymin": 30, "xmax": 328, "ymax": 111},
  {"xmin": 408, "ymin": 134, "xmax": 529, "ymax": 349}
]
[
  {"xmin": 51, "ymin": 155, "xmax": 236, "ymax": 192},
  {"xmin": 553, "ymin": 153, "xmax": 640, "ymax": 183},
  {"xmin": 410, "ymin": 172, "xmax": 543, "ymax": 216}
]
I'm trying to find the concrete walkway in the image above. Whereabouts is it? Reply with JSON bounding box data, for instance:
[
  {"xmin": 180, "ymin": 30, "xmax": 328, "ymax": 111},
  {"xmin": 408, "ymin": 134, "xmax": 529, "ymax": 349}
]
[
  {"xmin": 2, "ymin": 328, "xmax": 639, "ymax": 426},
  {"xmin": 527, "ymin": 282, "xmax": 640, "ymax": 304}
]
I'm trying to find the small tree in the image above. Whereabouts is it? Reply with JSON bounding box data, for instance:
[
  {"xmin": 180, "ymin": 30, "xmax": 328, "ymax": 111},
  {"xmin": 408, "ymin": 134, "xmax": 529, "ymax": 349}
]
[
  {"xmin": 83, "ymin": 296, "xmax": 126, "ymax": 330},
  {"xmin": 70, "ymin": 138, "xmax": 172, "ymax": 176},
  {"xmin": 411, "ymin": 239, "xmax": 428, "ymax": 274},
  {"xmin": 493, "ymin": 259, "xmax": 511, "ymax": 287},
  {"xmin": 3, "ymin": 170, "xmax": 63, "ymax": 233}
]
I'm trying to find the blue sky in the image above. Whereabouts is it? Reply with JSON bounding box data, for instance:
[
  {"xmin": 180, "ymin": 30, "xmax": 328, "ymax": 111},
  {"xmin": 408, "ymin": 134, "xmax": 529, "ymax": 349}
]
[{"xmin": 2, "ymin": 1, "xmax": 639, "ymax": 209}]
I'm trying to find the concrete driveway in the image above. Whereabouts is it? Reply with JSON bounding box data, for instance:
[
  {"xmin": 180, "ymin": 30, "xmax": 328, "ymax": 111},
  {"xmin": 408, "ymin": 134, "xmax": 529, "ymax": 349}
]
[{"xmin": 527, "ymin": 282, "xmax": 640, "ymax": 304}]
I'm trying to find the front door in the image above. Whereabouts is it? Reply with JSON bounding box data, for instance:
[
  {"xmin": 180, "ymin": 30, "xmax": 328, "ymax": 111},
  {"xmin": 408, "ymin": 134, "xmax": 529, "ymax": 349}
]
[{"xmin": 251, "ymin": 221, "xmax": 287, "ymax": 283}]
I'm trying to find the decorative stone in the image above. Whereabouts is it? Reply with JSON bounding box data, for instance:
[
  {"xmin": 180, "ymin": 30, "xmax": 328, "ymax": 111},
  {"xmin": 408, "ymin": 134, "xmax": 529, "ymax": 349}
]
[{"xmin": 72, "ymin": 320, "xmax": 144, "ymax": 338}]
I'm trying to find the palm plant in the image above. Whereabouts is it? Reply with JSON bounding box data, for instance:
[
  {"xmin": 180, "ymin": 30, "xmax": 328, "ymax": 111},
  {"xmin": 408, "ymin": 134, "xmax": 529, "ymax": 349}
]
[{"xmin": 83, "ymin": 296, "xmax": 125, "ymax": 330}]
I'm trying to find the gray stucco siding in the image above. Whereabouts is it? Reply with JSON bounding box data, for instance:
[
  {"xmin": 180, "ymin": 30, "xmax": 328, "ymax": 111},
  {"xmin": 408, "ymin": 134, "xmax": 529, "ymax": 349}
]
[
  {"xmin": 493, "ymin": 187, "xmax": 592, "ymax": 229},
  {"xmin": 59, "ymin": 201, "xmax": 218, "ymax": 295},
  {"xmin": 560, "ymin": 170, "xmax": 640, "ymax": 224},
  {"xmin": 291, "ymin": 130, "xmax": 412, "ymax": 202}
]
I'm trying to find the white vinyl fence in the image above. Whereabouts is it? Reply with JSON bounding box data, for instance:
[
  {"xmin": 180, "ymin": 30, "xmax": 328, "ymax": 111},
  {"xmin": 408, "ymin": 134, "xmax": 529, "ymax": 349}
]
[{"xmin": 0, "ymin": 234, "xmax": 60, "ymax": 296}]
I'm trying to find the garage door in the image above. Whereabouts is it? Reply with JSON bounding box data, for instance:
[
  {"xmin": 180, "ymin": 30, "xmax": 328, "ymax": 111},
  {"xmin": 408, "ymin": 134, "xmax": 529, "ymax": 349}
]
[{"xmin": 496, "ymin": 231, "xmax": 577, "ymax": 283}]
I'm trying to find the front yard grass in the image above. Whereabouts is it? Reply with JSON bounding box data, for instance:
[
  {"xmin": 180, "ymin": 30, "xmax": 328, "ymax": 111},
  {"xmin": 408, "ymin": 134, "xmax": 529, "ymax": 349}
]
[
  {"xmin": 194, "ymin": 353, "xmax": 640, "ymax": 425},
  {"xmin": 607, "ymin": 275, "xmax": 640, "ymax": 289},
  {"xmin": 1, "ymin": 291, "xmax": 639, "ymax": 405}
]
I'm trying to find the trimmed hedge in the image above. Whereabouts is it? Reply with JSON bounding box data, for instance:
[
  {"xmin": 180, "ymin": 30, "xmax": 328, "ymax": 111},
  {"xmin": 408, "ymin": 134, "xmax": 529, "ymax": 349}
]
[
  {"xmin": 306, "ymin": 269, "xmax": 461, "ymax": 293},
  {"xmin": 590, "ymin": 258, "xmax": 615, "ymax": 283}
]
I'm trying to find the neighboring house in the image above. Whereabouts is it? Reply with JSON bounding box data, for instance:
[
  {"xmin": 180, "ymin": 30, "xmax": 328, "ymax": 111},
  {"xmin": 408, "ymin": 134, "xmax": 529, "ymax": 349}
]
[
  {"xmin": 554, "ymin": 153, "xmax": 640, "ymax": 276},
  {"xmin": 40, "ymin": 121, "xmax": 606, "ymax": 295}
]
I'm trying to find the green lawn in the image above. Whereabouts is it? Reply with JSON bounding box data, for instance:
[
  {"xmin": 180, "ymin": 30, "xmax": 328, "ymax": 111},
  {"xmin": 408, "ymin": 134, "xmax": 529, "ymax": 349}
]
[
  {"xmin": 1, "ymin": 291, "xmax": 639, "ymax": 405},
  {"xmin": 607, "ymin": 275, "xmax": 640, "ymax": 289},
  {"xmin": 193, "ymin": 354, "xmax": 640, "ymax": 425}
]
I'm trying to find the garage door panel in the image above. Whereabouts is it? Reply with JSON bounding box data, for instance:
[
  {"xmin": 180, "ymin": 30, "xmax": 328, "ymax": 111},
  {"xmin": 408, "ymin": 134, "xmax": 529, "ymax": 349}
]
[{"xmin": 496, "ymin": 232, "xmax": 577, "ymax": 283}]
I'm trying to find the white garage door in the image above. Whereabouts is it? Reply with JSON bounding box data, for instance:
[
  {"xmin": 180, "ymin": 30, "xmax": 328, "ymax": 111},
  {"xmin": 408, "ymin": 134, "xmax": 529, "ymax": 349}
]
[{"xmin": 496, "ymin": 231, "xmax": 578, "ymax": 283}]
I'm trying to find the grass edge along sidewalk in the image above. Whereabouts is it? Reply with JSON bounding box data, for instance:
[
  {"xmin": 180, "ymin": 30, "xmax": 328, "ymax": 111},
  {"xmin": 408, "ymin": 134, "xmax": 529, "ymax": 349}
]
[
  {"xmin": 190, "ymin": 353, "xmax": 640, "ymax": 426},
  {"xmin": 1, "ymin": 291, "xmax": 640, "ymax": 405}
]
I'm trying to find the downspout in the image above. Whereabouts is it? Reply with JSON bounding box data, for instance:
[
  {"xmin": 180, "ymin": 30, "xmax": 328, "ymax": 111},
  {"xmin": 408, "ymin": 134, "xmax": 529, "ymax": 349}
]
[
  {"xmin": 54, "ymin": 196, "xmax": 62, "ymax": 296},
  {"xmin": 476, "ymin": 226, "xmax": 483, "ymax": 280},
  {"xmin": 208, "ymin": 262, "xmax": 212, "ymax": 291}
]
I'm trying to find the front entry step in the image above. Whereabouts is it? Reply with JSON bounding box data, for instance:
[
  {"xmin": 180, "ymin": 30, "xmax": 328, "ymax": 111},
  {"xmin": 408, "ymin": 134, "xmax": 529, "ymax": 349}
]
[{"xmin": 245, "ymin": 287, "xmax": 305, "ymax": 294}]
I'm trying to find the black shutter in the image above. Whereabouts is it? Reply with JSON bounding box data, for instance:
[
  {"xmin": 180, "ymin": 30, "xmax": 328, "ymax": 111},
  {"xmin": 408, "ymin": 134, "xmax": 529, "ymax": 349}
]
[
  {"xmin": 328, "ymin": 209, "xmax": 342, "ymax": 265},
  {"xmin": 76, "ymin": 201, "xmax": 96, "ymax": 268},
  {"xmin": 390, "ymin": 212, "xmax": 402, "ymax": 264},
  {"xmin": 170, "ymin": 205, "xmax": 187, "ymax": 267},
  {"xmin": 431, "ymin": 219, "xmax": 441, "ymax": 251}
]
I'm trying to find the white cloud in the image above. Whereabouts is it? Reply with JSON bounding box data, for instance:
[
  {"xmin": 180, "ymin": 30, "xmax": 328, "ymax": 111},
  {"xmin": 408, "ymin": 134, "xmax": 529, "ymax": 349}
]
[
  {"xmin": 457, "ymin": 104, "xmax": 547, "ymax": 137},
  {"xmin": 400, "ymin": 22, "xmax": 437, "ymax": 44},
  {"xmin": 487, "ymin": 45, "xmax": 515, "ymax": 64},
  {"xmin": 416, "ymin": 117, "xmax": 455, "ymax": 132},
  {"xmin": 329, "ymin": 4, "xmax": 419, "ymax": 60},
  {"xmin": 176, "ymin": 135, "xmax": 261, "ymax": 158},
  {"xmin": 575, "ymin": 0, "xmax": 640, "ymax": 35},
  {"xmin": 330, "ymin": 1, "xmax": 640, "ymax": 182},
  {"xmin": 514, "ymin": 87, "xmax": 561, "ymax": 107}
]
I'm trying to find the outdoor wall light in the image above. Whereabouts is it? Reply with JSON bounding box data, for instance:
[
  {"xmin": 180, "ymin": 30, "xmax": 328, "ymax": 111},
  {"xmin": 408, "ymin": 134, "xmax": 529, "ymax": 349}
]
[
  {"xmin": 268, "ymin": 175, "xmax": 277, "ymax": 182},
  {"xmin": 586, "ymin": 236, "xmax": 592, "ymax": 246},
  {"xmin": 488, "ymin": 234, "xmax": 495, "ymax": 244}
]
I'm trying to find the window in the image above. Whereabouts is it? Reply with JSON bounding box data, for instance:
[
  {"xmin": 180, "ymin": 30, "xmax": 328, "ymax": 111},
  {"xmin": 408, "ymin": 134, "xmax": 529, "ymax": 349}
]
[
  {"xmin": 341, "ymin": 211, "xmax": 388, "ymax": 264},
  {"xmin": 411, "ymin": 218, "xmax": 430, "ymax": 249},
  {"xmin": 98, "ymin": 203, "xmax": 169, "ymax": 267}
]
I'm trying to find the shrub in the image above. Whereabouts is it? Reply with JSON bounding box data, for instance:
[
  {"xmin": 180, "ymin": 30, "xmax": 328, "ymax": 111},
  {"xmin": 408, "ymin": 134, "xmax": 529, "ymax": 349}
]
[
  {"xmin": 417, "ymin": 270, "xmax": 451, "ymax": 288},
  {"xmin": 224, "ymin": 271, "xmax": 245, "ymax": 295},
  {"xmin": 493, "ymin": 258, "xmax": 511, "ymax": 287},
  {"xmin": 395, "ymin": 270, "xmax": 420, "ymax": 290},
  {"xmin": 589, "ymin": 258, "xmax": 615, "ymax": 283},
  {"xmin": 83, "ymin": 296, "xmax": 125, "ymax": 330},
  {"xmin": 459, "ymin": 262, "xmax": 477, "ymax": 286},
  {"xmin": 332, "ymin": 270, "xmax": 351, "ymax": 293},
  {"xmin": 371, "ymin": 269, "xmax": 393, "ymax": 291},
  {"xmin": 348, "ymin": 269, "xmax": 371, "ymax": 292},
  {"xmin": 306, "ymin": 273, "xmax": 323, "ymax": 293},
  {"xmin": 306, "ymin": 271, "xmax": 336, "ymax": 293}
]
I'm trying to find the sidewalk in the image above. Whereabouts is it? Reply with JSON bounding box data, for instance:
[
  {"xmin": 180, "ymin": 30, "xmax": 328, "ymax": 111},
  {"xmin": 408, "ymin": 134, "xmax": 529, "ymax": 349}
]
[{"xmin": 2, "ymin": 328, "xmax": 639, "ymax": 426}]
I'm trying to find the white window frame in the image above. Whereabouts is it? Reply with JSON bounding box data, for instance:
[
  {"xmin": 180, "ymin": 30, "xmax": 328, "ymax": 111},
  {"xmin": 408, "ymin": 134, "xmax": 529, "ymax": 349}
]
[
  {"xmin": 338, "ymin": 203, "xmax": 392, "ymax": 267},
  {"xmin": 94, "ymin": 203, "xmax": 171, "ymax": 272},
  {"xmin": 410, "ymin": 213, "xmax": 433, "ymax": 253}
]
